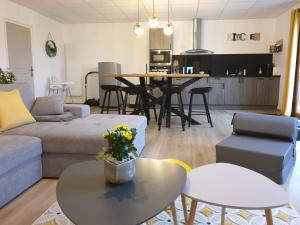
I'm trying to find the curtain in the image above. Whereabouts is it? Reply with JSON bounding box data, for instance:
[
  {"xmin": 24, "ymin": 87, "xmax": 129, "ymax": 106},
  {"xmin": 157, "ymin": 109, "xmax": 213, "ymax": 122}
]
[
  {"xmin": 281, "ymin": 9, "xmax": 300, "ymax": 116},
  {"xmin": 291, "ymin": 28, "xmax": 300, "ymax": 117}
]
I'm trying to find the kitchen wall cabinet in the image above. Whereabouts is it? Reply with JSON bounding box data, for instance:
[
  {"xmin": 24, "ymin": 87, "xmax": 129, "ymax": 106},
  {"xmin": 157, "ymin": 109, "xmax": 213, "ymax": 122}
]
[{"xmin": 149, "ymin": 28, "xmax": 172, "ymax": 50}]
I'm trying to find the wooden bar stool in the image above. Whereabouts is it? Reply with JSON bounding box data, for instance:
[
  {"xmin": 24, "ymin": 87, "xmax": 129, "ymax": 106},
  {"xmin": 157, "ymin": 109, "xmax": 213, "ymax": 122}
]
[
  {"xmin": 158, "ymin": 86, "xmax": 185, "ymax": 131},
  {"xmin": 100, "ymin": 85, "xmax": 123, "ymax": 114},
  {"xmin": 188, "ymin": 87, "xmax": 213, "ymax": 127}
]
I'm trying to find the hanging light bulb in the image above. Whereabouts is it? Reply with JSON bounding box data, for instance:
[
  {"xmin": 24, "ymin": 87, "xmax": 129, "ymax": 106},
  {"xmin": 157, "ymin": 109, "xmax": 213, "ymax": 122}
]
[
  {"xmin": 149, "ymin": 0, "xmax": 159, "ymax": 28},
  {"xmin": 164, "ymin": 0, "xmax": 173, "ymax": 35},
  {"xmin": 133, "ymin": 22, "xmax": 144, "ymax": 36},
  {"xmin": 149, "ymin": 16, "xmax": 159, "ymax": 28},
  {"xmin": 164, "ymin": 23, "xmax": 173, "ymax": 35},
  {"xmin": 133, "ymin": 0, "xmax": 144, "ymax": 36}
]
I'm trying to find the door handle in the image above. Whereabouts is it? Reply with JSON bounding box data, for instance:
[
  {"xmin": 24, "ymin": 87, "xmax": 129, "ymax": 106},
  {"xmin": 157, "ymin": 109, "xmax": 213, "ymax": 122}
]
[{"xmin": 30, "ymin": 66, "xmax": 34, "ymax": 77}]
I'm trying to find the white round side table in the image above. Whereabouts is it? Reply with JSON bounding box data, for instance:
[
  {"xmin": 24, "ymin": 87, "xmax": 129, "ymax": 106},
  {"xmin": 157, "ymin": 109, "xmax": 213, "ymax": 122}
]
[{"xmin": 182, "ymin": 163, "xmax": 289, "ymax": 225}]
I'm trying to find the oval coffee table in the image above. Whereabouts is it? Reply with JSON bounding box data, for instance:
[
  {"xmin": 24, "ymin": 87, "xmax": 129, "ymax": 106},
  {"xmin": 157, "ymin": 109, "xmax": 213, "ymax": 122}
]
[
  {"xmin": 56, "ymin": 158, "xmax": 186, "ymax": 225},
  {"xmin": 182, "ymin": 163, "xmax": 289, "ymax": 225}
]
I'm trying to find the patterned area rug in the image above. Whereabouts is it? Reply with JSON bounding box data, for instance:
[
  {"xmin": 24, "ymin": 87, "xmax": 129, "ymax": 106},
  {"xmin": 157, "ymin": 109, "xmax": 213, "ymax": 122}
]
[{"xmin": 33, "ymin": 197, "xmax": 300, "ymax": 225}]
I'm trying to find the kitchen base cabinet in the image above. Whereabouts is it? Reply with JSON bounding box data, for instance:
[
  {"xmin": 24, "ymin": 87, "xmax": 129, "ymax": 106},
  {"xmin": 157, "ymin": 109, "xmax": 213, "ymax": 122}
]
[
  {"xmin": 256, "ymin": 77, "xmax": 280, "ymax": 106},
  {"xmin": 208, "ymin": 78, "xmax": 225, "ymax": 105},
  {"xmin": 164, "ymin": 76, "xmax": 279, "ymax": 109},
  {"xmin": 240, "ymin": 78, "xmax": 257, "ymax": 105},
  {"xmin": 225, "ymin": 78, "xmax": 241, "ymax": 105}
]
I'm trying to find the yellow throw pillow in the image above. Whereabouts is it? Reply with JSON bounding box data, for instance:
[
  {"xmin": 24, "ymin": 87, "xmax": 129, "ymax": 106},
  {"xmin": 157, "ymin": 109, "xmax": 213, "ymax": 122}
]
[{"xmin": 0, "ymin": 89, "xmax": 36, "ymax": 132}]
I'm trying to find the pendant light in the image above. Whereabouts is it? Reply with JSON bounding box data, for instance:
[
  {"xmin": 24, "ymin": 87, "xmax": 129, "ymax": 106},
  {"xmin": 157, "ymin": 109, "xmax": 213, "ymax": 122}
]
[
  {"xmin": 133, "ymin": 0, "xmax": 144, "ymax": 36},
  {"xmin": 149, "ymin": 0, "xmax": 159, "ymax": 28},
  {"xmin": 164, "ymin": 0, "xmax": 173, "ymax": 35}
]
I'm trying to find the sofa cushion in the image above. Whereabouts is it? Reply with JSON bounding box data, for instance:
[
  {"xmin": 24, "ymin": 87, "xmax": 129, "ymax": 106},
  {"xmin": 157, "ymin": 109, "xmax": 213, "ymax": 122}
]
[
  {"xmin": 216, "ymin": 135, "xmax": 294, "ymax": 172},
  {"xmin": 31, "ymin": 95, "xmax": 64, "ymax": 116},
  {"xmin": 64, "ymin": 104, "xmax": 90, "ymax": 118},
  {"xmin": 0, "ymin": 135, "xmax": 42, "ymax": 176},
  {"xmin": 34, "ymin": 112, "xmax": 74, "ymax": 122},
  {"xmin": 232, "ymin": 112, "xmax": 298, "ymax": 142},
  {"xmin": 3, "ymin": 114, "xmax": 147, "ymax": 155},
  {"xmin": 0, "ymin": 83, "xmax": 35, "ymax": 111},
  {"xmin": 0, "ymin": 89, "xmax": 36, "ymax": 132}
]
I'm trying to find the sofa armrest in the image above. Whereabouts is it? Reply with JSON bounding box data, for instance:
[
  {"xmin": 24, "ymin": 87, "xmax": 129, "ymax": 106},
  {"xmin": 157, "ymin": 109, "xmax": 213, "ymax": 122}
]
[
  {"xmin": 64, "ymin": 104, "xmax": 90, "ymax": 118},
  {"xmin": 233, "ymin": 112, "xmax": 298, "ymax": 142}
]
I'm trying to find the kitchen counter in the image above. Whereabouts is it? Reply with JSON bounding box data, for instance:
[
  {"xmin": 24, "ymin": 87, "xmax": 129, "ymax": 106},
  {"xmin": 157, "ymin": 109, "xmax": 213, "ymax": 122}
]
[{"xmin": 209, "ymin": 75, "xmax": 281, "ymax": 78}]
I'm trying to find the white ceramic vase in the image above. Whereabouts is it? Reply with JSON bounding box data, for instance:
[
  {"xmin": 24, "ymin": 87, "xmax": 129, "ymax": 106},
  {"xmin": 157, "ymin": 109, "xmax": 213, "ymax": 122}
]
[{"xmin": 104, "ymin": 158, "xmax": 136, "ymax": 184}]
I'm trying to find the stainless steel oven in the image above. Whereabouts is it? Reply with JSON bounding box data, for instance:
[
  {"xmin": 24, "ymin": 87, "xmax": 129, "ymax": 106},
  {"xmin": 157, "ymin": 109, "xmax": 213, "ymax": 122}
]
[{"xmin": 150, "ymin": 50, "xmax": 172, "ymax": 66}]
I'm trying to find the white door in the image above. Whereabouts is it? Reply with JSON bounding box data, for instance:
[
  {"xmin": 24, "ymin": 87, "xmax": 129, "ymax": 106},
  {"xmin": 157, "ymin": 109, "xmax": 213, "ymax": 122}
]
[{"xmin": 6, "ymin": 22, "xmax": 34, "ymax": 91}]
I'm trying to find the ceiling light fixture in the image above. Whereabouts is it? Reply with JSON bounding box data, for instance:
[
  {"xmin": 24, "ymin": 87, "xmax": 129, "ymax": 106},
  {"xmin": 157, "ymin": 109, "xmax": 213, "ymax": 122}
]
[
  {"xmin": 149, "ymin": 0, "xmax": 159, "ymax": 28},
  {"xmin": 164, "ymin": 0, "xmax": 173, "ymax": 35},
  {"xmin": 133, "ymin": 0, "xmax": 144, "ymax": 36}
]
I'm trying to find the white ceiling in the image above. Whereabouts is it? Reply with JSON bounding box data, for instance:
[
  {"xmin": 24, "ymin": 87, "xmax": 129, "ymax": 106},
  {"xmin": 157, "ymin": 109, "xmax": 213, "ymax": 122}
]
[{"xmin": 10, "ymin": 0, "xmax": 300, "ymax": 24}]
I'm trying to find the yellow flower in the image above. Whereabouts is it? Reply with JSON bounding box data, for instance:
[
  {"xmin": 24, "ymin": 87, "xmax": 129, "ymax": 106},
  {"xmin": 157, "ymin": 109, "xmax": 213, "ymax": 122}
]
[
  {"xmin": 122, "ymin": 131, "xmax": 132, "ymax": 141},
  {"xmin": 103, "ymin": 131, "xmax": 109, "ymax": 138},
  {"xmin": 114, "ymin": 124, "xmax": 129, "ymax": 132}
]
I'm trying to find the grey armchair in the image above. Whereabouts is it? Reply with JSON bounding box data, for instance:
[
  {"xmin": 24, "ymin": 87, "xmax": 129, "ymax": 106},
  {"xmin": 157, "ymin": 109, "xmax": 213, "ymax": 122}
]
[{"xmin": 216, "ymin": 112, "xmax": 298, "ymax": 184}]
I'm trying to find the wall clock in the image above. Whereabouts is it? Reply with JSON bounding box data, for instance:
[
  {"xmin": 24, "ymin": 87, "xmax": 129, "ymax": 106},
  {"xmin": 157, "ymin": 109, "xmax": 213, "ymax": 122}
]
[{"xmin": 45, "ymin": 33, "xmax": 57, "ymax": 57}]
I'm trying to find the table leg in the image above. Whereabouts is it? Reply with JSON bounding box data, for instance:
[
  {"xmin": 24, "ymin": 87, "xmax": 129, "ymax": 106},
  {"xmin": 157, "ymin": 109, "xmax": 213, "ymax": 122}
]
[
  {"xmin": 166, "ymin": 95, "xmax": 171, "ymax": 127},
  {"xmin": 187, "ymin": 200, "xmax": 197, "ymax": 225},
  {"xmin": 265, "ymin": 209, "xmax": 273, "ymax": 225},
  {"xmin": 181, "ymin": 195, "xmax": 188, "ymax": 223},
  {"xmin": 170, "ymin": 107, "xmax": 201, "ymax": 125},
  {"xmin": 166, "ymin": 77, "xmax": 172, "ymax": 128},
  {"xmin": 170, "ymin": 202, "xmax": 178, "ymax": 225},
  {"xmin": 221, "ymin": 207, "xmax": 226, "ymax": 225},
  {"xmin": 66, "ymin": 87, "xmax": 74, "ymax": 103},
  {"xmin": 139, "ymin": 77, "xmax": 150, "ymax": 122}
]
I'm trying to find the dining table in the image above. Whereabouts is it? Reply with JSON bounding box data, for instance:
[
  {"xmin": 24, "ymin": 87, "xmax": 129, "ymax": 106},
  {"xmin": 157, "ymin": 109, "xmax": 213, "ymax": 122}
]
[{"xmin": 104, "ymin": 73, "xmax": 209, "ymax": 127}]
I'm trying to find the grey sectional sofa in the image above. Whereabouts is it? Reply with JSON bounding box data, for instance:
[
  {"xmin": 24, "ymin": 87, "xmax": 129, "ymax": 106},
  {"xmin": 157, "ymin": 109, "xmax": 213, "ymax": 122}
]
[
  {"xmin": 216, "ymin": 112, "xmax": 298, "ymax": 184},
  {"xmin": 0, "ymin": 83, "xmax": 147, "ymax": 207}
]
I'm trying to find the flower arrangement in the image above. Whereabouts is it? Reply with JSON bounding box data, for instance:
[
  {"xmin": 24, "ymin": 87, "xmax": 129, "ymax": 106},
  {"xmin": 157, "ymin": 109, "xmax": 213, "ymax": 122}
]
[
  {"xmin": 96, "ymin": 125, "xmax": 137, "ymax": 163},
  {"xmin": 0, "ymin": 68, "xmax": 16, "ymax": 84}
]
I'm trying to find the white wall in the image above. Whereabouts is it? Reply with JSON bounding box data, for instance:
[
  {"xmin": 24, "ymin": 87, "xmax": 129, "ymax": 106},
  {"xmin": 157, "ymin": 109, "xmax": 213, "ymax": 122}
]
[
  {"xmin": 273, "ymin": 3, "xmax": 300, "ymax": 110},
  {"xmin": 0, "ymin": 0, "xmax": 65, "ymax": 97},
  {"xmin": 174, "ymin": 19, "xmax": 275, "ymax": 54},
  {"xmin": 64, "ymin": 19, "xmax": 276, "ymax": 101},
  {"xmin": 63, "ymin": 22, "xmax": 150, "ymax": 99}
]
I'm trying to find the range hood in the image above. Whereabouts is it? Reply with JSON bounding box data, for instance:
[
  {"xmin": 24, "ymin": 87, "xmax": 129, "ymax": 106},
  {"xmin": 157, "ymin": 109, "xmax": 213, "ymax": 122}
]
[{"xmin": 180, "ymin": 18, "xmax": 214, "ymax": 55}]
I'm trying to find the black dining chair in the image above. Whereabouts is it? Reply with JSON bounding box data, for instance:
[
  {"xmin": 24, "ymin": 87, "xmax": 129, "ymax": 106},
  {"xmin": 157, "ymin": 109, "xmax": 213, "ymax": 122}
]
[{"xmin": 188, "ymin": 87, "xmax": 213, "ymax": 127}]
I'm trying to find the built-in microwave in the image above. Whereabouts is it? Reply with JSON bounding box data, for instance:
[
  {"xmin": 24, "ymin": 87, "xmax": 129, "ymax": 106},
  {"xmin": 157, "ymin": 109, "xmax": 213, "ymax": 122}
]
[{"xmin": 150, "ymin": 50, "xmax": 172, "ymax": 66}]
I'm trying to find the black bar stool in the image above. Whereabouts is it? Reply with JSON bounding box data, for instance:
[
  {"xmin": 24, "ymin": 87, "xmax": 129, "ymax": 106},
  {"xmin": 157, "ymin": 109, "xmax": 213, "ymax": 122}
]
[
  {"xmin": 188, "ymin": 87, "xmax": 213, "ymax": 128},
  {"xmin": 100, "ymin": 85, "xmax": 123, "ymax": 114},
  {"xmin": 158, "ymin": 86, "xmax": 185, "ymax": 131},
  {"xmin": 121, "ymin": 86, "xmax": 157, "ymax": 121}
]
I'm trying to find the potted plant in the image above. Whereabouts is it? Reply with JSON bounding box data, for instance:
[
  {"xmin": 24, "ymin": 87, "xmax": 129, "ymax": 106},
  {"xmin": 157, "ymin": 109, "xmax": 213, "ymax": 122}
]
[
  {"xmin": 96, "ymin": 125, "xmax": 137, "ymax": 184},
  {"xmin": 0, "ymin": 68, "xmax": 16, "ymax": 84}
]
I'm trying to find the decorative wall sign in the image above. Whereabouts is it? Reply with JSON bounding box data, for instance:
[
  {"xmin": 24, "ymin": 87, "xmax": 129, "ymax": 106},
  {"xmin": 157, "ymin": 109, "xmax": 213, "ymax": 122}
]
[
  {"xmin": 45, "ymin": 32, "xmax": 57, "ymax": 57},
  {"xmin": 227, "ymin": 33, "xmax": 260, "ymax": 41}
]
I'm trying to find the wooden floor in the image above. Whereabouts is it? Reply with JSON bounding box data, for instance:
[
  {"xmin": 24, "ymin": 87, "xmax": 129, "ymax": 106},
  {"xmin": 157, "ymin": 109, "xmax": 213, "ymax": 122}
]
[{"xmin": 0, "ymin": 110, "xmax": 299, "ymax": 225}]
